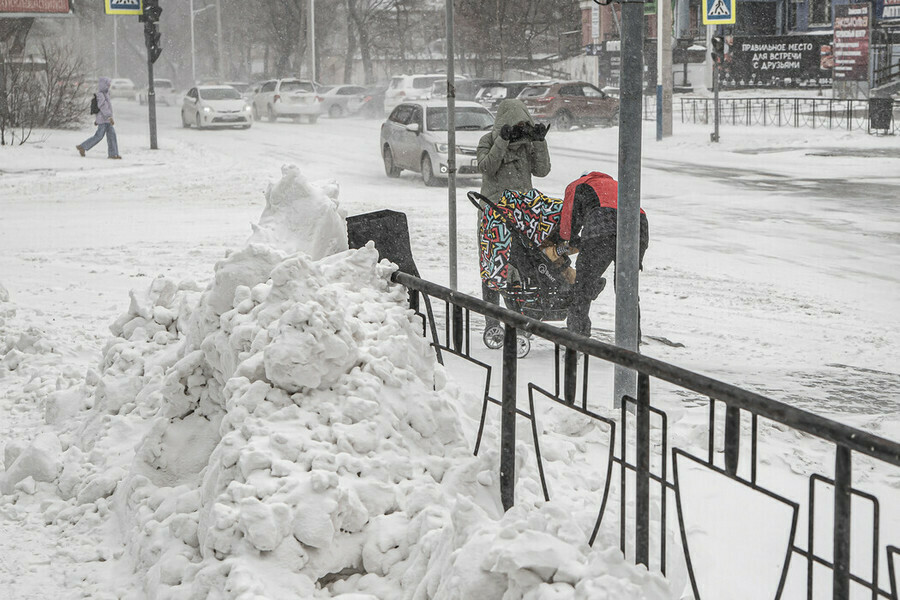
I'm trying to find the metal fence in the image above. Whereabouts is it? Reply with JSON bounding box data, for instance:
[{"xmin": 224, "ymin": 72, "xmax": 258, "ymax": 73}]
[
  {"xmin": 392, "ymin": 271, "xmax": 900, "ymax": 600},
  {"xmin": 641, "ymin": 95, "xmax": 900, "ymax": 134}
]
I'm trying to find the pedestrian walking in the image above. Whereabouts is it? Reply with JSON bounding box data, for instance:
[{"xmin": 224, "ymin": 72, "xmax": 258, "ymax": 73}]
[
  {"xmin": 555, "ymin": 171, "xmax": 649, "ymax": 338},
  {"xmin": 476, "ymin": 99, "xmax": 551, "ymax": 335},
  {"xmin": 76, "ymin": 77, "xmax": 121, "ymax": 159}
]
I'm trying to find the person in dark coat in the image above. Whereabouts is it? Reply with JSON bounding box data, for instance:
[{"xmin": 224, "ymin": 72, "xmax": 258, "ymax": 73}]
[
  {"xmin": 476, "ymin": 99, "xmax": 551, "ymax": 333},
  {"xmin": 556, "ymin": 171, "xmax": 649, "ymax": 337}
]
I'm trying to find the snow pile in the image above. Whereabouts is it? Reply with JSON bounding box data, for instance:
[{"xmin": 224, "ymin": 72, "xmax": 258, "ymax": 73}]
[
  {"xmin": 1, "ymin": 166, "xmax": 672, "ymax": 599},
  {"xmin": 249, "ymin": 164, "xmax": 348, "ymax": 258}
]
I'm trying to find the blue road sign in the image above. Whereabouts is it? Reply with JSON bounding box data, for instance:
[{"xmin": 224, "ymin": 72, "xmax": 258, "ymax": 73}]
[{"xmin": 702, "ymin": 0, "xmax": 736, "ymax": 24}]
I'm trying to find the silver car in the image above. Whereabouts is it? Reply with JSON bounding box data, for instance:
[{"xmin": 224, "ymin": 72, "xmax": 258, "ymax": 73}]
[
  {"xmin": 379, "ymin": 100, "xmax": 494, "ymax": 187},
  {"xmin": 318, "ymin": 84, "xmax": 366, "ymax": 118}
]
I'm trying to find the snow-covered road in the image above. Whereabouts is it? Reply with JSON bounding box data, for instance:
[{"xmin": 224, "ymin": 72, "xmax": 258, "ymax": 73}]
[{"xmin": 3, "ymin": 100, "xmax": 898, "ymax": 412}]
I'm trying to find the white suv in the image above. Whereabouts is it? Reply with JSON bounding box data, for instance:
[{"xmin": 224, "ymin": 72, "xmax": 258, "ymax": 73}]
[
  {"xmin": 383, "ymin": 74, "xmax": 468, "ymax": 116},
  {"xmin": 250, "ymin": 78, "xmax": 322, "ymax": 123}
]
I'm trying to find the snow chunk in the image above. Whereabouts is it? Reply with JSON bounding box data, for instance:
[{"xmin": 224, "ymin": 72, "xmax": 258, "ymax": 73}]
[
  {"xmin": 0, "ymin": 281, "xmax": 8, "ymax": 302},
  {"xmin": 0, "ymin": 432, "xmax": 62, "ymax": 494},
  {"xmin": 249, "ymin": 164, "xmax": 348, "ymax": 259}
]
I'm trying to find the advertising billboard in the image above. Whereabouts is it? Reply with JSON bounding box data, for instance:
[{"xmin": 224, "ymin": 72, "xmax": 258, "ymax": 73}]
[
  {"xmin": 724, "ymin": 35, "xmax": 833, "ymax": 87},
  {"xmin": 833, "ymin": 3, "xmax": 870, "ymax": 81}
]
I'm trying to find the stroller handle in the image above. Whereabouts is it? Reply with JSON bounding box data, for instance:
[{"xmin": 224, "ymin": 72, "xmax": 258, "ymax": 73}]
[{"xmin": 467, "ymin": 190, "xmax": 501, "ymax": 213}]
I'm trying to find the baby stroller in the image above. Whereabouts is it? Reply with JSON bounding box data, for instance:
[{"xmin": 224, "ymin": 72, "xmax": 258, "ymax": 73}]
[{"xmin": 469, "ymin": 188, "xmax": 576, "ymax": 358}]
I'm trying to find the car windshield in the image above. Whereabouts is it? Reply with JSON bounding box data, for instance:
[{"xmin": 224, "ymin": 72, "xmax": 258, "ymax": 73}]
[
  {"xmin": 281, "ymin": 81, "xmax": 314, "ymax": 93},
  {"xmin": 478, "ymin": 86, "xmax": 508, "ymax": 99},
  {"xmin": 519, "ymin": 86, "xmax": 550, "ymax": 98},
  {"xmin": 427, "ymin": 107, "xmax": 494, "ymax": 131},
  {"xmin": 199, "ymin": 88, "xmax": 241, "ymax": 100}
]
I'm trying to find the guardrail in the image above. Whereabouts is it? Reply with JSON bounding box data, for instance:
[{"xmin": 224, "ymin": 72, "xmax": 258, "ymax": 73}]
[
  {"xmin": 641, "ymin": 95, "xmax": 900, "ymax": 134},
  {"xmin": 392, "ymin": 270, "xmax": 900, "ymax": 599}
]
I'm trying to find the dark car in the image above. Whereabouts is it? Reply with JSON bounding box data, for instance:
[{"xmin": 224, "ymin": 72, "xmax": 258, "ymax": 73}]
[
  {"xmin": 519, "ymin": 81, "xmax": 619, "ymax": 129},
  {"xmin": 474, "ymin": 80, "xmax": 550, "ymax": 113},
  {"xmin": 348, "ymin": 84, "xmax": 387, "ymax": 118}
]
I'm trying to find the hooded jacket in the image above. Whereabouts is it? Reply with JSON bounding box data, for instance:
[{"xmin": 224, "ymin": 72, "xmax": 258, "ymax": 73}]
[
  {"xmin": 476, "ymin": 99, "xmax": 551, "ymax": 202},
  {"xmin": 560, "ymin": 172, "xmax": 648, "ymax": 261},
  {"xmin": 95, "ymin": 77, "xmax": 114, "ymax": 125},
  {"xmin": 559, "ymin": 171, "xmax": 646, "ymax": 240}
]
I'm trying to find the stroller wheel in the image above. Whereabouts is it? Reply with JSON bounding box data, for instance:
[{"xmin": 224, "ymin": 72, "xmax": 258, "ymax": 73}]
[
  {"xmin": 516, "ymin": 335, "xmax": 531, "ymax": 358},
  {"xmin": 483, "ymin": 326, "xmax": 504, "ymax": 349}
]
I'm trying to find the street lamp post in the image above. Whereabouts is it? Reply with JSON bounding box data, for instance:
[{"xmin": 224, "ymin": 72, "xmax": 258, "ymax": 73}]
[
  {"xmin": 307, "ymin": 0, "xmax": 316, "ymax": 81},
  {"xmin": 190, "ymin": 0, "xmax": 216, "ymax": 85}
]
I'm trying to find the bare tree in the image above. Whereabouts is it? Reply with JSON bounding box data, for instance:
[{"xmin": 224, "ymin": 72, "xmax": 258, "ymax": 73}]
[{"xmin": 1, "ymin": 42, "xmax": 89, "ymax": 146}]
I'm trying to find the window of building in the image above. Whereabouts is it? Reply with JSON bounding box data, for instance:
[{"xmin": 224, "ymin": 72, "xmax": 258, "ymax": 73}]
[{"xmin": 809, "ymin": 0, "xmax": 831, "ymax": 26}]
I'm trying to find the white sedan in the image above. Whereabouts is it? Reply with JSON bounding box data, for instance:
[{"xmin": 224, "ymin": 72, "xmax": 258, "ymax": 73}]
[
  {"xmin": 181, "ymin": 85, "xmax": 252, "ymax": 129},
  {"xmin": 109, "ymin": 78, "xmax": 136, "ymax": 99}
]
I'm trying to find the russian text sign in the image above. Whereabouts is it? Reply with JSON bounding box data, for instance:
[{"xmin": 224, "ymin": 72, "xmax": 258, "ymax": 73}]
[
  {"xmin": 833, "ymin": 3, "xmax": 870, "ymax": 81},
  {"xmin": 0, "ymin": 0, "xmax": 70, "ymax": 15}
]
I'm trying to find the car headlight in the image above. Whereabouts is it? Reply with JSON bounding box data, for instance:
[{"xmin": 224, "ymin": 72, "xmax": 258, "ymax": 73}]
[
  {"xmin": 202, "ymin": 106, "xmax": 212, "ymax": 113},
  {"xmin": 244, "ymin": 105, "xmax": 252, "ymax": 111},
  {"xmin": 434, "ymin": 143, "xmax": 449, "ymax": 153}
]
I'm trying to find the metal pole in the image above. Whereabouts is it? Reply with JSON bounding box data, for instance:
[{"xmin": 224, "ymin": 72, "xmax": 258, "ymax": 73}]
[
  {"xmin": 660, "ymin": 0, "xmax": 673, "ymax": 137},
  {"xmin": 215, "ymin": 0, "xmax": 225, "ymax": 79},
  {"xmin": 446, "ymin": 0, "xmax": 458, "ymax": 290},
  {"xmin": 833, "ymin": 446, "xmax": 852, "ymax": 600},
  {"xmin": 145, "ymin": 24, "xmax": 158, "ymax": 150},
  {"xmin": 712, "ymin": 54, "xmax": 720, "ymax": 142},
  {"xmin": 635, "ymin": 373, "xmax": 651, "ymax": 566},
  {"xmin": 613, "ymin": 0, "xmax": 645, "ymax": 409},
  {"xmin": 500, "ymin": 324, "xmax": 517, "ymax": 511},
  {"xmin": 308, "ymin": 0, "xmax": 316, "ymax": 81},
  {"xmin": 113, "ymin": 16, "xmax": 118, "ymax": 79},
  {"xmin": 190, "ymin": 0, "xmax": 196, "ymax": 85}
]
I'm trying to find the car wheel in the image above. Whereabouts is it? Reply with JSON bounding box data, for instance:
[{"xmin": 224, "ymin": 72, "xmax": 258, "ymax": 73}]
[
  {"xmin": 195, "ymin": 112, "xmax": 204, "ymax": 130},
  {"xmin": 421, "ymin": 155, "xmax": 440, "ymax": 187},
  {"xmin": 383, "ymin": 146, "xmax": 401, "ymax": 178},
  {"xmin": 554, "ymin": 110, "xmax": 574, "ymax": 130},
  {"xmin": 181, "ymin": 112, "xmax": 190, "ymax": 128},
  {"xmin": 267, "ymin": 106, "xmax": 277, "ymax": 122},
  {"xmin": 308, "ymin": 115, "xmax": 318, "ymax": 124},
  {"xmin": 329, "ymin": 105, "xmax": 343, "ymax": 118},
  {"xmin": 241, "ymin": 125, "xmax": 251, "ymax": 130}
]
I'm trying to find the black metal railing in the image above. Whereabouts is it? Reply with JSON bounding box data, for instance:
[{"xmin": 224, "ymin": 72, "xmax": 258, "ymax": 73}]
[
  {"xmin": 392, "ymin": 270, "xmax": 900, "ymax": 600},
  {"xmin": 641, "ymin": 95, "xmax": 900, "ymax": 134}
]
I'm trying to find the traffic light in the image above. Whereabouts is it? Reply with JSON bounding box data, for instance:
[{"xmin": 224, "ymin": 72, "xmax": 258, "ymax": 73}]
[
  {"xmin": 711, "ymin": 35, "xmax": 725, "ymax": 63},
  {"xmin": 140, "ymin": 0, "xmax": 162, "ymax": 23},
  {"xmin": 145, "ymin": 23, "xmax": 162, "ymax": 64}
]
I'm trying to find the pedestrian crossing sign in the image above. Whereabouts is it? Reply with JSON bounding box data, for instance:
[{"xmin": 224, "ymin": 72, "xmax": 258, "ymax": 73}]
[
  {"xmin": 702, "ymin": 0, "xmax": 735, "ymax": 24},
  {"xmin": 105, "ymin": 0, "xmax": 142, "ymax": 15}
]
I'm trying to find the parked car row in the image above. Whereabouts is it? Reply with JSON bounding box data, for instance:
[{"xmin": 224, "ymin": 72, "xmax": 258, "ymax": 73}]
[{"xmin": 377, "ymin": 79, "xmax": 619, "ymax": 188}]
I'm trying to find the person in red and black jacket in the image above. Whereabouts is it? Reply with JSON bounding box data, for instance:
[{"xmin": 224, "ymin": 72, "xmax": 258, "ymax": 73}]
[{"xmin": 556, "ymin": 171, "xmax": 649, "ymax": 337}]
